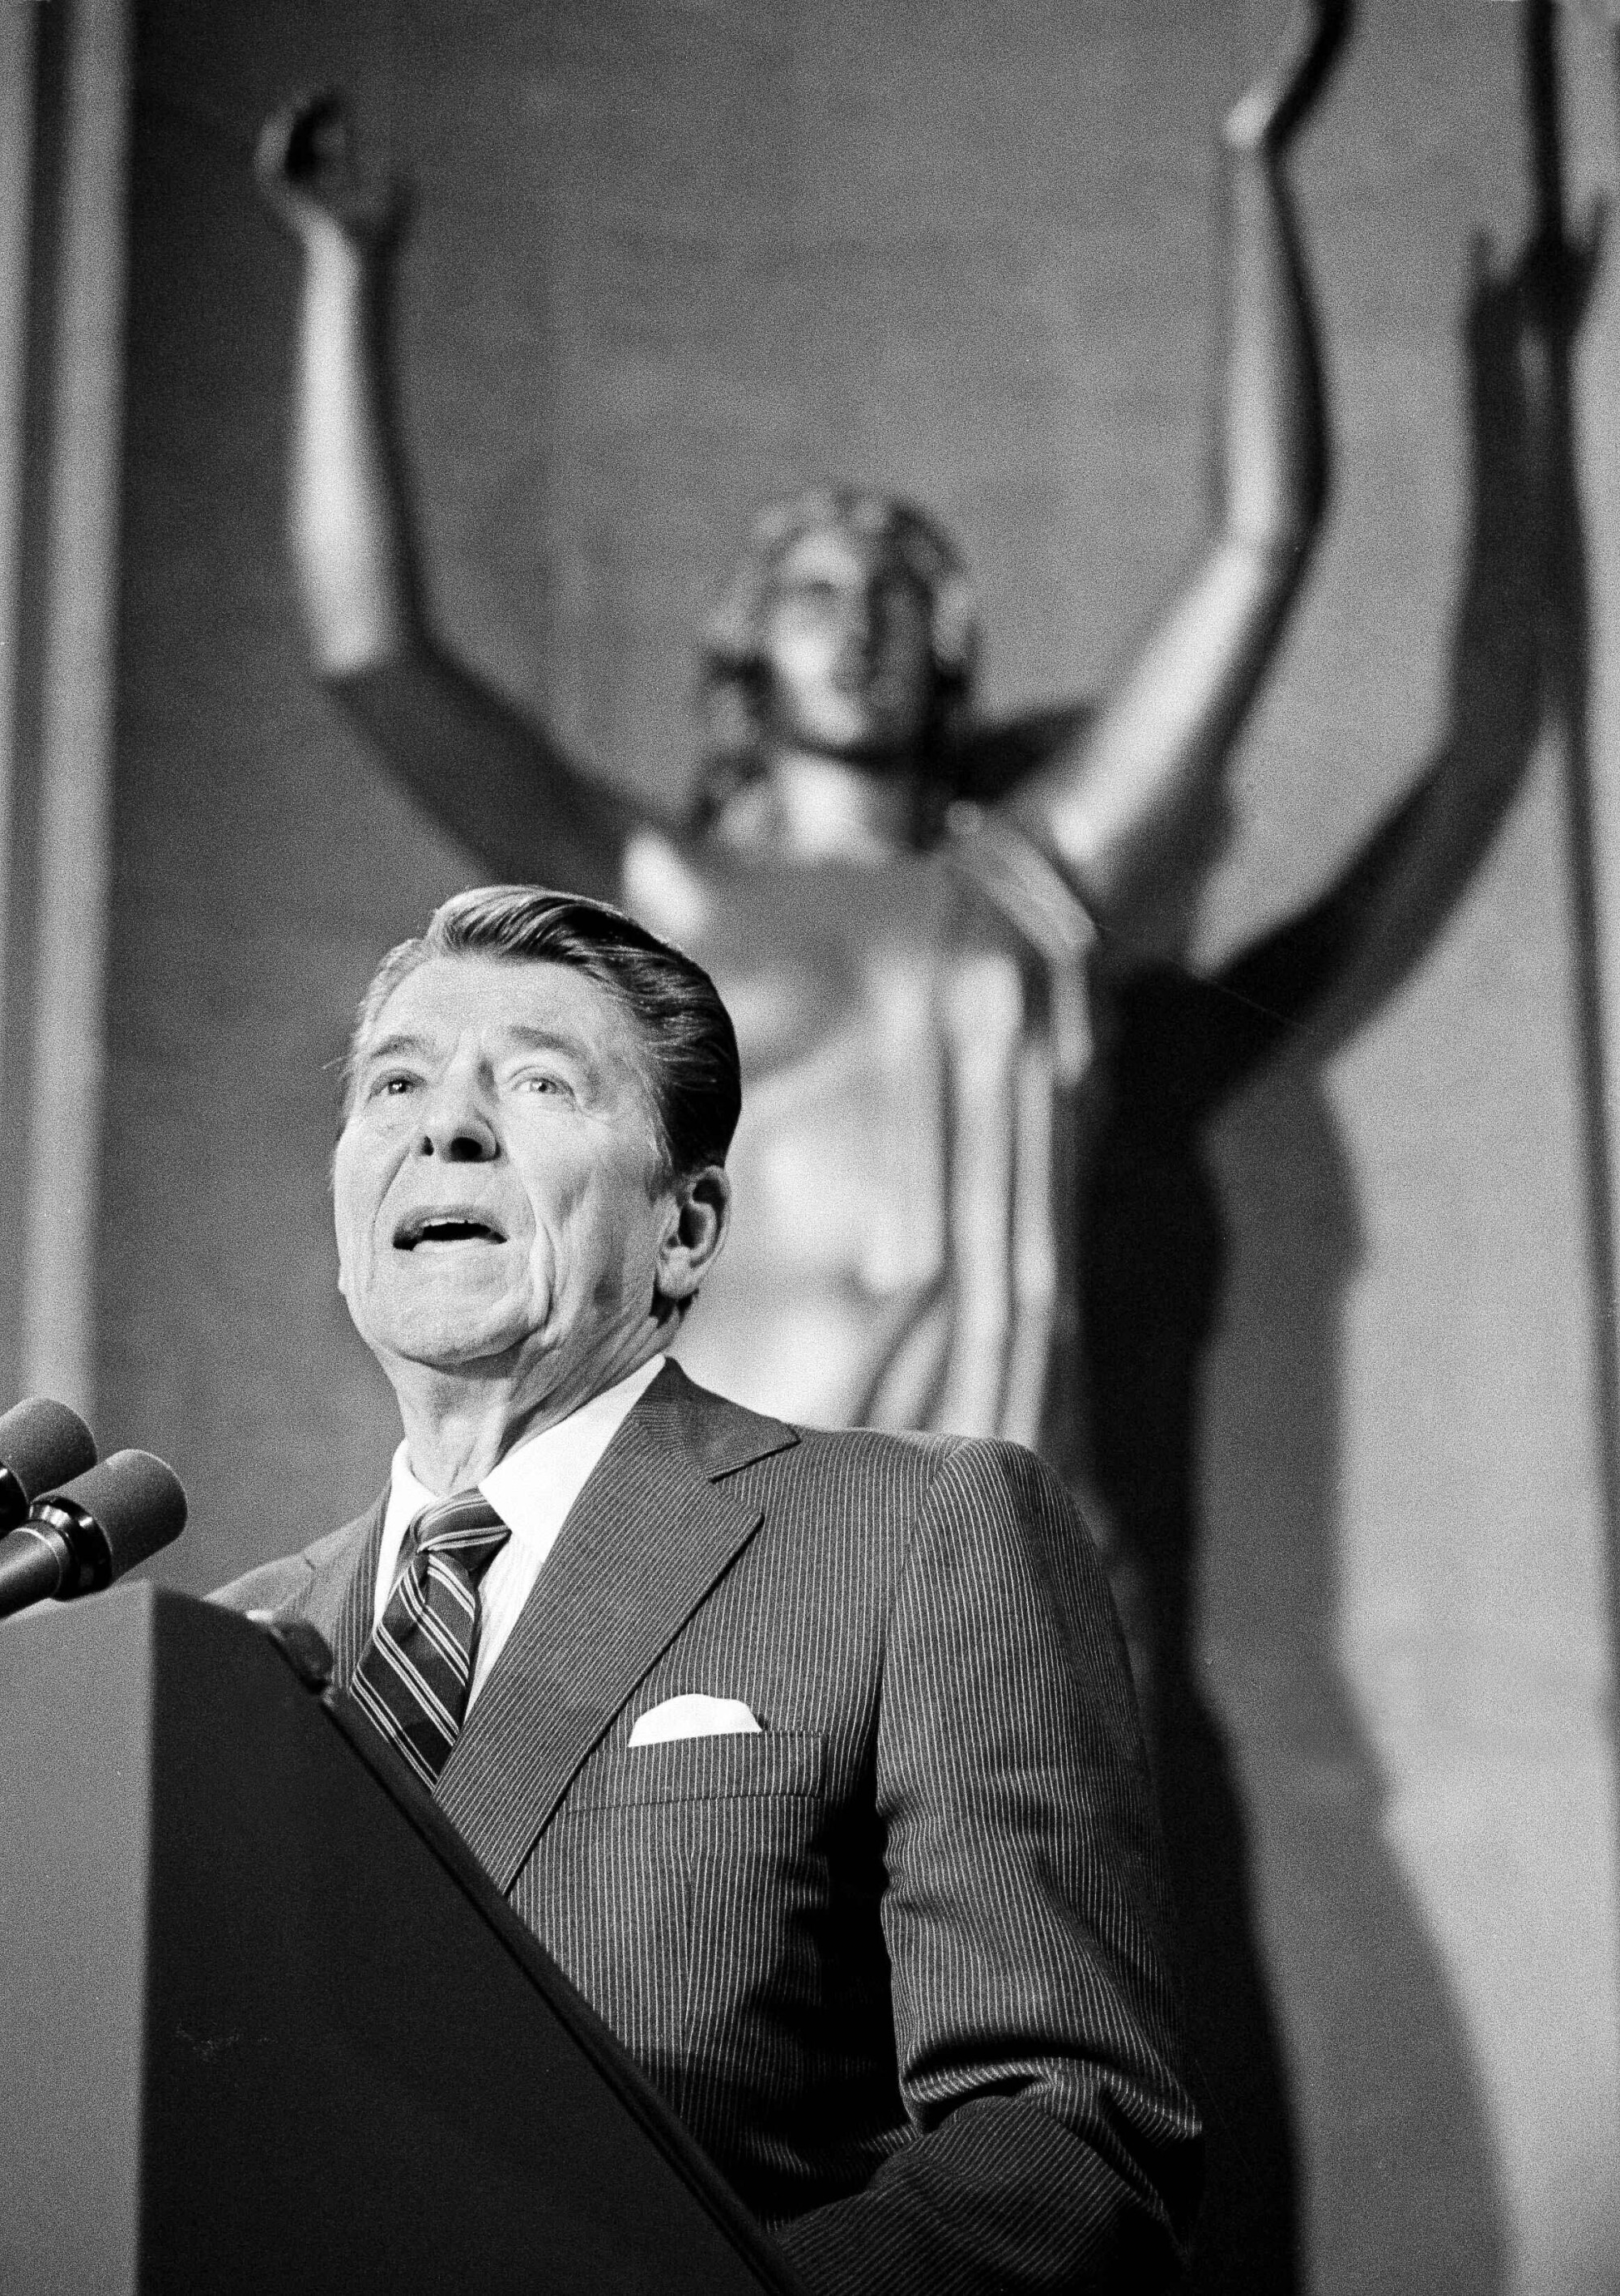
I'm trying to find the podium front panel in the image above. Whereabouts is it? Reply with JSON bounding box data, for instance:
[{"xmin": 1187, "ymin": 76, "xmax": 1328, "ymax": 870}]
[{"xmin": 2, "ymin": 1587, "xmax": 799, "ymax": 2296}]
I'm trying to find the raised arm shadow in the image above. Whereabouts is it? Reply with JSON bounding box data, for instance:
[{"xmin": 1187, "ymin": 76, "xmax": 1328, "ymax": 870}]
[{"xmin": 1205, "ymin": 22, "xmax": 1597, "ymax": 1104}]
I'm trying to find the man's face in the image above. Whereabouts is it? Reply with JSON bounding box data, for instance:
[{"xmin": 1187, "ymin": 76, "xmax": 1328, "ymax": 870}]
[
  {"xmin": 761, "ymin": 525, "xmax": 935, "ymax": 764},
  {"xmin": 334, "ymin": 956, "xmax": 685, "ymax": 1399}
]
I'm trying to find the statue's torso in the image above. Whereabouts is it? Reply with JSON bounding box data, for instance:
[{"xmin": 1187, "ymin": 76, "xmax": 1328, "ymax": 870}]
[{"xmin": 623, "ymin": 810, "xmax": 1094, "ymax": 1467}]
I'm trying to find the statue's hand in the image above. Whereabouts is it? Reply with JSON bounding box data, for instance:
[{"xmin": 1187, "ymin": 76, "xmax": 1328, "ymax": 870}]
[
  {"xmin": 1224, "ymin": 0, "xmax": 1353, "ymax": 157},
  {"xmin": 1517, "ymin": 199, "xmax": 1608, "ymax": 353},
  {"xmin": 254, "ymin": 92, "xmax": 410, "ymax": 253},
  {"xmin": 1465, "ymin": 198, "xmax": 1608, "ymax": 391}
]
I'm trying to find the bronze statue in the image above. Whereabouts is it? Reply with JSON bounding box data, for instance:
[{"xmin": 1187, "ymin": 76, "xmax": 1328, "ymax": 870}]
[{"xmin": 254, "ymin": 5, "xmax": 1349, "ymax": 1507}]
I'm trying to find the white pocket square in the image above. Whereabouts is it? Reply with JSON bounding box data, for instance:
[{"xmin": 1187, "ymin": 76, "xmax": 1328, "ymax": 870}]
[{"xmin": 629, "ymin": 1693, "xmax": 761, "ymax": 1746}]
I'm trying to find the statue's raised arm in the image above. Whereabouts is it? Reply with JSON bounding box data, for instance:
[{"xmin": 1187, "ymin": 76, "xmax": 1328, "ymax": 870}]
[
  {"xmin": 256, "ymin": 95, "xmax": 634, "ymax": 901},
  {"xmin": 1012, "ymin": 1, "xmax": 1352, "ymax": 932}
]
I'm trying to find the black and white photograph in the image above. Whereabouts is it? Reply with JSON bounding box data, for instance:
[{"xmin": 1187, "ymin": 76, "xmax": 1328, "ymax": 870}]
[{"xmin": 1, "ymin": 2, "xmax": 1618, "ymax": 2289}]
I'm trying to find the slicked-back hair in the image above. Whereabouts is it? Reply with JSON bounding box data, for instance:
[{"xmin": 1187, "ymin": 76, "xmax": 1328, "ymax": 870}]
[{"xmin": 343, "ymin": 885, "xmax": 742, "ymax": 1184}]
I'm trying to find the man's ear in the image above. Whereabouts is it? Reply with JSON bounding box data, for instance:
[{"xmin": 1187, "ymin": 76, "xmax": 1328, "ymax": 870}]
[{"xmin": 654, "ymin": 1163, "xmax": 731, "ymax": 1308}]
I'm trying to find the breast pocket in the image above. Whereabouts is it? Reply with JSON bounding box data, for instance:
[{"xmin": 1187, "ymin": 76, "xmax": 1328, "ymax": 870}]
[
  {"xmin": 568, "ymin": 1728, "xmax": 826, "ymax": 1808},
  {"xmin": 514, "ymin": 1732, "xmax": 833, "ymax": 2126}
]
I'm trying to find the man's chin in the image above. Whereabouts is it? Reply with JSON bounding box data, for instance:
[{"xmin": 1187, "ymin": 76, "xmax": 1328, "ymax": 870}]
[{"xmin": 362, "ymin": 1304, "xmax": 534, "ymax": 1378}]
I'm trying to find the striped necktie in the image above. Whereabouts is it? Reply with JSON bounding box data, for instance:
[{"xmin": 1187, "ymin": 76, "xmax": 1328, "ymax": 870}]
[{"xmin": 348, "ymin": 1493, "xmax": 511, "ymax": 1787}]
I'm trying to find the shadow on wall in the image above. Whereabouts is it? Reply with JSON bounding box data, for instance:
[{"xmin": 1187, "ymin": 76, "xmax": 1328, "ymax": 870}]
[{"xmin": 1067, "ymin": 11, "xmax": 1601, "ymax": 2287}]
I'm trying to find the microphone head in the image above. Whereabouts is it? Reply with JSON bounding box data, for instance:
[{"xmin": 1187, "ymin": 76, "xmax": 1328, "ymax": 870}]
[
  {"xmin": 0, "ymin": 1396, "xmax": 98, "ymax": 1531},
  {"xmin": 32, "ymin": 1448, "xmax": 188, "ymax": 1592}
]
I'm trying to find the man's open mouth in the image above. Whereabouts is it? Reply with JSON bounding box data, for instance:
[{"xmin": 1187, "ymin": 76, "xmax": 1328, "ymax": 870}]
[{"xmin": 393, "ymin": 1212, "xmax": 507, "ymax": 1250}]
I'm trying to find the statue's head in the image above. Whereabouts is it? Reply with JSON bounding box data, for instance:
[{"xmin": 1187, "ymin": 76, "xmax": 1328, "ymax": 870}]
[{"xmin": 694, "ymin": 488, "xmax": 979, "ymax": 821}]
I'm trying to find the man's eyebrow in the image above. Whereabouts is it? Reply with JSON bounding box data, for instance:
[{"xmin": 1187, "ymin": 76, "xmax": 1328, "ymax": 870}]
[
  {"xmin": 501, "ymin": 1024, "xmax": 596, "ymax": 1063},
  {"xmin": 357, "ymin": 1029, "xmax": 434, "ymax": 1066},
  {"xmin": 355, "ymin": 1022, "xmax": 611, "ymax": 1076}
]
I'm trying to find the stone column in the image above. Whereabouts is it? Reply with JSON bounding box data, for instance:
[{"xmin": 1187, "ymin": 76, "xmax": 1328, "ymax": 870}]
[{"xmin": 0, "ymin": 0, "xmax": 133, "ymax": 1419}]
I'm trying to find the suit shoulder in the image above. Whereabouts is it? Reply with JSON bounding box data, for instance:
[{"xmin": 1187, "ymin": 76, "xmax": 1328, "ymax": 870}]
[
  {"xmin": 650, "ymin": 1357, "xmax": 799, "ymax": 1477},
  {"xmin": 209, "ymin": 1508, "xmax": 373, "ymax": 1612},
  {"xmin": 211, "ymin": 1550, "xmax": 315, "ymax": 1615},
  {"xmin": 740, "ymin": 1419, "xmax": 974, "ymax": 1534},
  {"xmin": 661, "ymin": 1361, "xmax": 1035, "ymax": 1502},
  {"xmin": 771, "ymin": 1421, "xmax": 1069, "ymax": 1500},
  {"xmin": 777, "ymin": 1419, "xmax": 962, "ymax": 1477},
  {"xmin": 768, "ymin": 1429, "xmax": 1109, "ymax": 1602}
]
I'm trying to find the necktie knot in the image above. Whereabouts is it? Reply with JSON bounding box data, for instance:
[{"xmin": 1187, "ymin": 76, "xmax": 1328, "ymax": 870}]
[
  {"xmin": 407, "ymin": 1492, "xmax": 509, "ymax": 1586},
  {"xmin": 347, "ymin": 1493, "xmax": 512, "ymax": 1789}
]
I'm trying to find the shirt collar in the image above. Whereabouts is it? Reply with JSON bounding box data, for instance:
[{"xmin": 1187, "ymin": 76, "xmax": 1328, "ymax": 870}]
[
  {"xmin": 480, "ymin": 1352, "xmax": 666, "ymax": 1545},
  {"xmin": 379, "ymin": 1352, "xmax": 665, "ymax": 1582}
]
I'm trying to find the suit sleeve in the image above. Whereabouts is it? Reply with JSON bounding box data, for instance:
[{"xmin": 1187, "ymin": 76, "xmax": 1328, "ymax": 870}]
[
  {"xmin": 773, "ymin": 1440, "xmax": 1202, "ymax": 2295},
  {"xmin": 208, "ymin": 1555, "xmax": 319, "ymax": 1616}
]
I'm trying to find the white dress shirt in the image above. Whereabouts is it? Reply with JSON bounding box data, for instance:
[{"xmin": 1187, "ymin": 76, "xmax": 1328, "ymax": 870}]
[{"xmin": 373, "ymin": 1354, "xmax": 665, "ymax": 1710}]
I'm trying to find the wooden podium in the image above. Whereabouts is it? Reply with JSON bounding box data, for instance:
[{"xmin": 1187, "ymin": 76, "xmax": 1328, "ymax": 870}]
[{"xmin": 0, "ymin": 1586, "xmax": 805, "ymax": 2295}]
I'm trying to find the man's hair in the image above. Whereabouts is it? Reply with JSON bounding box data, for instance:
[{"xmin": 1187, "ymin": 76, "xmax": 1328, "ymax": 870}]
[
  {"xmin": 690, "ymin": 486, "xmax": 980, "ymax": 825},
  {"xmin": 343, "ymin": 885, "xmax": 741, "ymax": 1182}
]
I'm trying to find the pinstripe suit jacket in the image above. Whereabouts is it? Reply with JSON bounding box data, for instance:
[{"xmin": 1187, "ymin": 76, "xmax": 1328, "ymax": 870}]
[{"xmin": 215, "ymin": 1361, "xmax": 1200, "ymax": 2293}]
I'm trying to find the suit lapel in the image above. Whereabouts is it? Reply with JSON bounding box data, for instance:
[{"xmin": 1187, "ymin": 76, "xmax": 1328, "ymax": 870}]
[
  {"xmin": 435, "ymin": 1364, "xmax": 795, "ymax": 1891},
  {"xmin": 293, "ymin": 1493, "xmax": 387, "ymax": 1687}
]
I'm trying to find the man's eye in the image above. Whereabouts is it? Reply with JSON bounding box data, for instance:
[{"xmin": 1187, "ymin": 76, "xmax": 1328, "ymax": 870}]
[
  {"xmin": 369, "ymin": 1072, "xmax": 419, "ymax": 1100},
  {"xmin": 514, "ymin": 1072, "xmax": 569, "ymax": 1097}
]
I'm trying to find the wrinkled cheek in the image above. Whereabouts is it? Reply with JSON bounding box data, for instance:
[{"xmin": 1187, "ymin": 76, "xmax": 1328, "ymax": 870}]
[
  {"xmin": 332, "ymin": 1220, "xmax": 361, "ymax": 1305},
  {"xmin": 335, "ymin": 1242, "xmax": 383, "ymax": 1339},
  {"xmin": 333, "ymin": 1186, "xmax": 379, "ymax": 1276},
  {"xmin": 331, "ymin": 1147, "xmax": 382, "ymax": 1297},
  {"xmin": 596, "ymin": 1224, "xmax": 660, "ymax": 1318},
  {"xmin": 518, "ymin": 1243, "xmax": 560, "ymax": 1332},
  {"xmin": 590, "ymin": 1259, "xmax": 634, "ymax": 1314}
]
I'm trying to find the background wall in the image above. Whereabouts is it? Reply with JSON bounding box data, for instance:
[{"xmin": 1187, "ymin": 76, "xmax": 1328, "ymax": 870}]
[{"xmin": 6, "ymin": 1, "xmax": 1618, "ymax": 2290}]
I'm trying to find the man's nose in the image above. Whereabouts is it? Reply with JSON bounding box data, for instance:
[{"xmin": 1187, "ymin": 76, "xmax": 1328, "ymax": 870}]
[{"xmin": 416, "ymin": 1077, "xmax": 499, "ymax": 1162}]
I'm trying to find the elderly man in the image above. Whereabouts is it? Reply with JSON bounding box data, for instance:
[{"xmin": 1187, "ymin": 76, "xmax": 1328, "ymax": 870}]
[{"xmin": 217, "ymin": 883, "xmax": 1200, "ymax": 2294}]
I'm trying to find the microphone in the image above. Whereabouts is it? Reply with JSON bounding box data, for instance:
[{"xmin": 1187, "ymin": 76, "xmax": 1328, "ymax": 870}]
[
  {"xmin": 0, "ymin": 1449, "xmax": 187, "ymax": 1621},
  {"xmin": 0, "ymin": 1395, "xmax": 98, "ymax": 1532}
]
